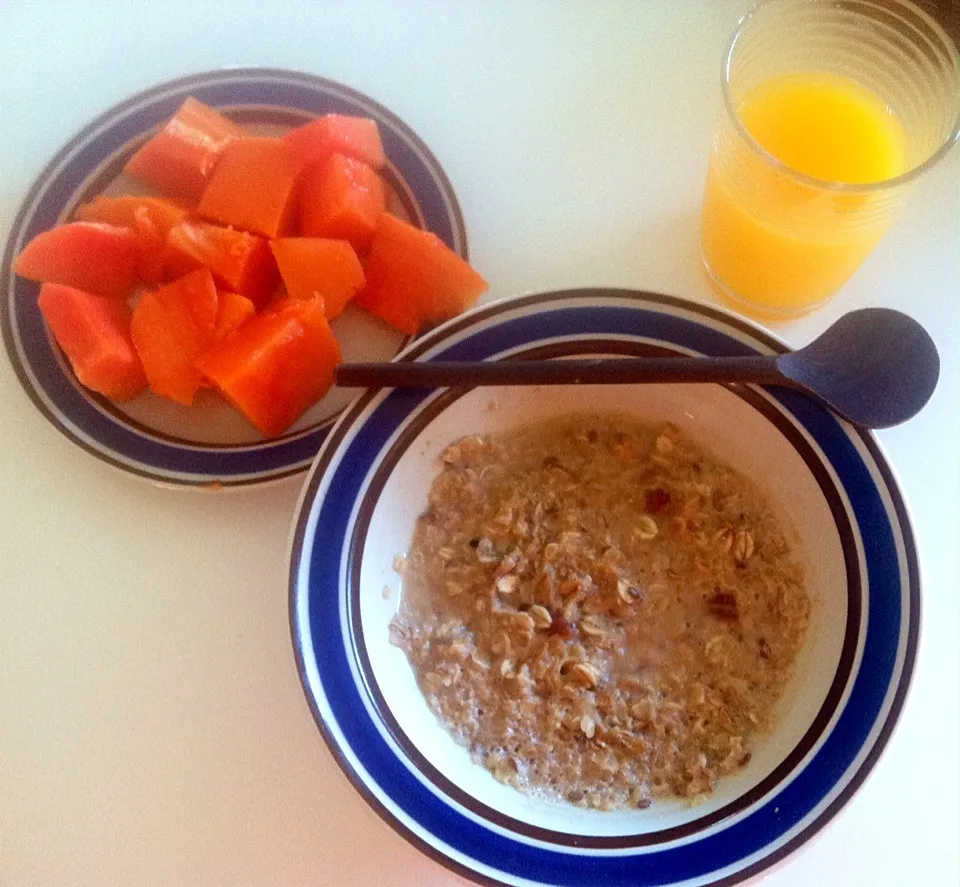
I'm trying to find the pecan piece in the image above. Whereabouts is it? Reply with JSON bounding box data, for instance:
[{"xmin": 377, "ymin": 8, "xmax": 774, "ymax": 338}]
[
  {"xmin": 645, "ymin": 487, "xmax": 672, "ymax": 514},
  {"xmin": 548, "ymin": 611, "xmax": 575, "ymax": 638},
  {"xmin": 706, "ymin": 588, "xmax": 739, "ymax": 622}
]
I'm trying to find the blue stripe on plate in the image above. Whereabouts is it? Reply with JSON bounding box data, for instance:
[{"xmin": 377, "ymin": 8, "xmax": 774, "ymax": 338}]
[{"xmin": 299, "ymin": 302, "xmax": 910, "ymax": 885}]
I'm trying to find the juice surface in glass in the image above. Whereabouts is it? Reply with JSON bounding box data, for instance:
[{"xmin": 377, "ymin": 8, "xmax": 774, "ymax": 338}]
[{"xmin": 702, "ymin": 71, "xmax": 908, "ymax": 316}]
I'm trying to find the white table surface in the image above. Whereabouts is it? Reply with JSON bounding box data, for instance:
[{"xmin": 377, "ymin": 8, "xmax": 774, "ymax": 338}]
[{"xmin": 2, "ymin": 2, "xmax": 957, "ymax": 885}]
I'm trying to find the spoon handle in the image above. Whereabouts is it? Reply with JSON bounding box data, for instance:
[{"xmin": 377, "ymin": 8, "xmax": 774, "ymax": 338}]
[{"xmin": 335, "ymin": 354, "xmax": 783, "ymax": 389}]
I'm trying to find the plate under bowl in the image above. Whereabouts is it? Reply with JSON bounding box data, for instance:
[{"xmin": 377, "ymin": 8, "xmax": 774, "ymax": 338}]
[
  {"xmin": 1, "ymin": 67, "xmax": 467, "ymax": 487},
  {"xmin": 289, "ymin": 289, "xmax": 918, "ymax": 886}
]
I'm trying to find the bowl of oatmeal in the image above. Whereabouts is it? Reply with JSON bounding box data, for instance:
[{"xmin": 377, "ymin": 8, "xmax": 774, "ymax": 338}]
[{"xmin": 289, "ymin": 289, "xmax": 919, "ymax": 886}]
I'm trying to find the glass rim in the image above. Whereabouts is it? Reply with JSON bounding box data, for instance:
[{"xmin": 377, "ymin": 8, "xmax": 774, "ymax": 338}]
[{"xmin": 722, "ymin": 0, "xmax": 960, "ymax": 194}]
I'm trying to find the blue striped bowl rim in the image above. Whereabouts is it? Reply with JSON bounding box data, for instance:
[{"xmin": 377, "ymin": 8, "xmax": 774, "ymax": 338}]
[{"xmin": 289, "ymin": 288, "xmax": 918, "ymax": 886}]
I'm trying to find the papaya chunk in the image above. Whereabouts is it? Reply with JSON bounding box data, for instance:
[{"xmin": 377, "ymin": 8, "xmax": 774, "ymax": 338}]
[
  {"xmin": 14, "ymin": 222, "xmax": 141, "ymax": 300},
  {"xmin": 197, "ymin": 297, "xmax": 341, "ymax": 436},
  {"xmin": 124, "ymin": 97, "xmax": 244, "ymax": 201},
  {"xmin": 197, "ymin": 137, "xmax": 300, "ymax": 239},
  {"xmin": 298, "ymin": 153, "xmax": 386, "ymax": 254},
  {"xmin": 75, "ymin": 195, "xmax": 190, "ymax": 236},
  {"xmin": 354, "ymin": 214, "xmax": 488, "ymax": 336},
  {"xmin": 37, "ymin": 283, "xmax": 147, "ymax": 401},
  {"xmin": 163, "ymin": 219, "xmax": 278, "ymax": 309},
  {"xmin": 129, "ymin": 269, "xmax": 219, "ymax": 405},
  {"xmin": 270, "ymin": 238, "xmax": 364, "ymax": 320},
  {"xmin": 284, "ymin": 114, "xmax": 385, "ymax": 172}
]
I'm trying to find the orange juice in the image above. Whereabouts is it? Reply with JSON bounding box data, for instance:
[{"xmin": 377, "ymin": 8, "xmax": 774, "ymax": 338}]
[{"xmin": 701, "ymin": 71, "xmax": 908, "ymax": 316}]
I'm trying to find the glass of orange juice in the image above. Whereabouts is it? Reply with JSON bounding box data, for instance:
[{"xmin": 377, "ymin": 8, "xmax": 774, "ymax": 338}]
[{"xmin": 701, "ymin": 0, "xmax": 960, "ymax": 319}]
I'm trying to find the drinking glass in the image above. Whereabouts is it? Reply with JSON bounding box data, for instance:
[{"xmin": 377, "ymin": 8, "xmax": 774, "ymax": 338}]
[{"xmin": 701, "ymin": 0, "xmax": 960, "ymax": 318}]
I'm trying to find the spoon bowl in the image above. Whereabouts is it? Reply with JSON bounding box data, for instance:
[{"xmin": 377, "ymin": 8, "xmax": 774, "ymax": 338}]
[{"xmin": 776, "ymin": 308, "xmax": 939, "ymax": 428}]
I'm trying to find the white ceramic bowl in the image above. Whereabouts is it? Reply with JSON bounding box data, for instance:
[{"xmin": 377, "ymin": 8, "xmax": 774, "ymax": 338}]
[{"xmin": 289, "ymin": 289, "xmax": 919, "ymax": 886}]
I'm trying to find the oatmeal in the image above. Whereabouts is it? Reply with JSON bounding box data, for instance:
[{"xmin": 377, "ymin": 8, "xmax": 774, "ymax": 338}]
[{"xmin": 390, "ymin": 415, "xmax": 810, "ymax": 810}]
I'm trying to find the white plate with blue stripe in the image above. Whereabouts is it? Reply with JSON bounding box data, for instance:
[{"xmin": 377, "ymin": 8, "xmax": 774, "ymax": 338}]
[
  {"xmin": 1, "ymin": 68, "xmax": 468, "ymax": 488},
  {"xmin": 289, "ymin": 288, "xmax": 919, "ymax": 886}
]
